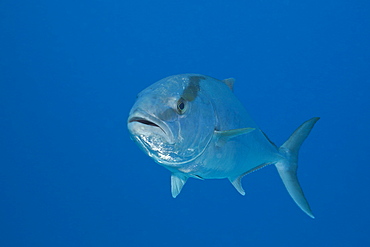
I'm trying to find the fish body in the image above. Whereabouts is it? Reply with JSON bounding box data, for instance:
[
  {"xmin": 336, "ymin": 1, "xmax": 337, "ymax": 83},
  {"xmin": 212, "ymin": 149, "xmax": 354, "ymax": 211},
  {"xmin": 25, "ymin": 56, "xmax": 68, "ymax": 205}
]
[{"xmin": 128, "ymin": 74, "xmax": 319, "ymax": 218}]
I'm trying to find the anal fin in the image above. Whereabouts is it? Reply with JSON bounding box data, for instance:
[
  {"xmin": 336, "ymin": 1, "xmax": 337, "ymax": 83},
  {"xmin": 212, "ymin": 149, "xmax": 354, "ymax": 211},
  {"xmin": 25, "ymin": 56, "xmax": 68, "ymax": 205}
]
[
  {"xmin": 229, "ymin": 163, "xmax": 271, "ymax": 196},
  {"xmin": 229, "ymin": 176, "xmax": 245, "ymax": 195}
]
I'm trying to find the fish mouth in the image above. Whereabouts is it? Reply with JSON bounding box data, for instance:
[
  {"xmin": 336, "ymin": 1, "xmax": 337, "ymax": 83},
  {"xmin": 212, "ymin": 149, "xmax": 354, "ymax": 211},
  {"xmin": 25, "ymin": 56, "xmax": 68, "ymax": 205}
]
[
  {"xmin": 128, "ymin": 117, "xmax": 165, "ymax": 134},
  {"xmin": 127, "ymin": 113, "xmax": 175, "ymax": 144}
]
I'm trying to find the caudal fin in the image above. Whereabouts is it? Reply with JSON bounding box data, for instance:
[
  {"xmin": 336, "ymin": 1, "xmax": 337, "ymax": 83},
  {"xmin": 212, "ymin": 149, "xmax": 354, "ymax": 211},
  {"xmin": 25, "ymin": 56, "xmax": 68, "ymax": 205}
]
[{"xmin": 275, "ymin": 117, "xmax": 320, "ymax": 218}]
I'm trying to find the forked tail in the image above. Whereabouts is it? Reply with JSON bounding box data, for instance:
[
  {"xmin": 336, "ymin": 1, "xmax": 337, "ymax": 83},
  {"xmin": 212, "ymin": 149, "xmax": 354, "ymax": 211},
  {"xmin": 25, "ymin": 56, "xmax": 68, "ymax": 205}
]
[{"xmin": 275, "ymin": 117, "xmax": 320, "ymax": 218}]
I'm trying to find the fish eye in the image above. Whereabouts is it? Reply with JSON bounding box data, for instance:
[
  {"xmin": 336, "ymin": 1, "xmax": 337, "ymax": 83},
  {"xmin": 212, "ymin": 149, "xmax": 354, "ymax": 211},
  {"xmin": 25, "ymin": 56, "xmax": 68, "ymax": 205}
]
[{"xmin": 177, "ymin": 98, "xmax": 187, "ymax": 114}]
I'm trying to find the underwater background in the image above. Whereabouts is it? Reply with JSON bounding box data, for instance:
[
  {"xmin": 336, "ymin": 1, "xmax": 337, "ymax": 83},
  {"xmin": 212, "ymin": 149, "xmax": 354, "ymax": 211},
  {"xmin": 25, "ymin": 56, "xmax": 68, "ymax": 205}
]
[{"xmin": 1, "ymin": 0, "xmax": 369, "ymax": 246}]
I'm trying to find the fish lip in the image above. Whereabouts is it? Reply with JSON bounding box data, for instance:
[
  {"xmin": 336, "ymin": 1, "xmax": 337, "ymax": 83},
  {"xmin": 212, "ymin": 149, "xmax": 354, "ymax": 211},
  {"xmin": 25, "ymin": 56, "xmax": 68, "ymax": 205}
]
[{"xmin": 127, "ymin": 112, "xmax": 175, "ymax": 144}]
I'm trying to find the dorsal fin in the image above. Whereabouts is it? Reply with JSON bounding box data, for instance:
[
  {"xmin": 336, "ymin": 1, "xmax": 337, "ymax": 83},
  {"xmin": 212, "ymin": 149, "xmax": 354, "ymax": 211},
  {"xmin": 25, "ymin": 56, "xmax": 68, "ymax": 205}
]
[{"xmin": 222, "ymin": 78, "xmax": 235, "ymax": 91}]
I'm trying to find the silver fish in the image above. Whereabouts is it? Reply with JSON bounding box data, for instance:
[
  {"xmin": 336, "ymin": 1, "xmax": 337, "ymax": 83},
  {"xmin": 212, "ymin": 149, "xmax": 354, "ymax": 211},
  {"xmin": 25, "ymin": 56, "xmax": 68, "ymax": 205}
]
[{"xmin": 127, "ymin": 74, "xmax": 319, "ymax": 218}]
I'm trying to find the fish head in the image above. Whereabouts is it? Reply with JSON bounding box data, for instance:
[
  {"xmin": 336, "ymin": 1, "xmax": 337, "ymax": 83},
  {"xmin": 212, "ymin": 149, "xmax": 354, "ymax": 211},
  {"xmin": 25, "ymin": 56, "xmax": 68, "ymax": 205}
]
[{"xmin": 128, "ymin": 74, "xmax": 216, "ymax": 167}]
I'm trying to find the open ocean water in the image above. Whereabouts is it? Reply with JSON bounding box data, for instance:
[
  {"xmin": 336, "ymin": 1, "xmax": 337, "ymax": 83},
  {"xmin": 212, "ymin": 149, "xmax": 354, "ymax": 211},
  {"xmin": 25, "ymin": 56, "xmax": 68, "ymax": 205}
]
[{"xmin": 1, "ymin": 0, "xmax": 369, "ymax": 246}]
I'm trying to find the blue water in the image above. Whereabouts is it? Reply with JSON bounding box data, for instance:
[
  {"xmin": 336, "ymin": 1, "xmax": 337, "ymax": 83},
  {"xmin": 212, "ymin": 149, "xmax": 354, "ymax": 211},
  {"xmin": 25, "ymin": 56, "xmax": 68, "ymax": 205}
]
[{"xmin": 1, "ymin": 0, "xmax": 369, "ymax": 246}]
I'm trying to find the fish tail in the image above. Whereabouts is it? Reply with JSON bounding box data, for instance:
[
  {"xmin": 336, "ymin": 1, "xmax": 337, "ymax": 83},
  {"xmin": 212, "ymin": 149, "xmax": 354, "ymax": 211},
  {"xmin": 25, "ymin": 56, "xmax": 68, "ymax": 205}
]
[{"xmin": 275, "ymin": 117, "xmax": 320, "ymax": 218}]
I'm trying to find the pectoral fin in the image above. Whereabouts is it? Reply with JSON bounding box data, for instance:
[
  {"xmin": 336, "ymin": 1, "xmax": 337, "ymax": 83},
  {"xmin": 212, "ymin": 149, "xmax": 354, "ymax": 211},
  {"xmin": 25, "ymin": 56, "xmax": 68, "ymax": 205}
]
[
  {"xmin": 171, "ymin": 173, "xmax": 188, "ymax": 198},
  {"xmin": 215, "ymin": 128, "xmax": 255, "ymax": 147}
]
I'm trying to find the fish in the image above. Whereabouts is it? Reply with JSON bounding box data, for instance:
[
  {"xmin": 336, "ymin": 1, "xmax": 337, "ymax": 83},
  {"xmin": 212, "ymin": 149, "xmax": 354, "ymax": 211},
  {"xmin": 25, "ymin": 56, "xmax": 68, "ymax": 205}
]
[{"xmin": 127, "ymin": 74, "xmax": 319, "ymax": 218}]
